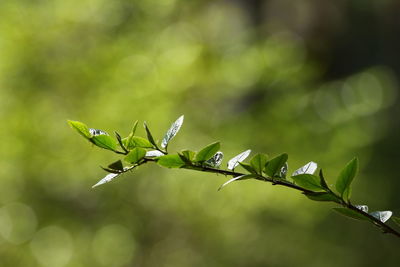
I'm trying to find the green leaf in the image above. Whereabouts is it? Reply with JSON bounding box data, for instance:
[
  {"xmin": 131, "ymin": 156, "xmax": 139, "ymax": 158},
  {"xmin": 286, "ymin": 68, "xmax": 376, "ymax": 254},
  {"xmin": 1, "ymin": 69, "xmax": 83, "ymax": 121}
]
[
  {"xmin": 126, "ymin": 120, "xmax": 139, "ymax": 148},
  {"xmin": 156, "ymin": 154, "xmax": 185, "ymax": 168},
  {"xmin": 318, "ymin": 169, "xmax": 329, "ymax": 189},
  {"xmin": 115, "ymin": 131, "xmax": 128, "ymax": 152},
  {"xmin": 218, "ymin": 174, "xmax": 256, "ymax": 191},
  {"xmin": 67, "ymin": 120, "xmax": 92, "ymax": 139},
  {"xmin": 181, "ymin": 150, "xmax": 196, "ymax": 161},
  {"xmin": 292, "ymin": 174, "xmax": 326, "ymax": 192},
  {"xmin": 161, "ymin": 115, "xmax": 184, "ymax": 149},
  {"xmin": 126, "ymin": 136, "xmax": 153, "ymax": 149},
  {"xmin": 194, "ymin": 142, "xmax": 220, "ymax": 162},
  {"xmin": 239, "ymin": 162, "xmax": 257, "ymax": 174},
  {"xmin": 250, "ymin": 153, "xmax": 268, "ymax": 175},
  {"xmin": 143, "ymin": 122, "xmax": 159, "ymax": 149},
  {"xmin": 304, "ymin": 192, "xmax": 341, "ymax": 203},
  {"xmin": 264, "ymin": 153, "xmax": 288, "ymax": 177},
  {"xmin": 332, "ymin": 207, "xmax": 369, "ymax": 221},
  {"xmin": 91, "ymin": 134, "xmax": 117, "ymax": 151},
  {"xmin": 391, "ymin": 216, "xmax": 400, "ymax": 227},
  {"xmin": 108, "ymin": 160, "xmax": 124, "ymax": 171},
  {"xmin": 124, "ymin": 147, "xmax": 146, "ymax": 164},
  {"xmin": 335, "ymin": 157, "xmax": 359, "ymax": 201}
]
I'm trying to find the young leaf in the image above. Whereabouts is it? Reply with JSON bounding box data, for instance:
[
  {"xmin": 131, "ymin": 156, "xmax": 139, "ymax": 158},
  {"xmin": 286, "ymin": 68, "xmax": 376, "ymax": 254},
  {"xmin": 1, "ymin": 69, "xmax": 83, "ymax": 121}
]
[
  {"xmin": 161, "ymin": 115, "xmax": 184, "ymax": 149},
  {"xmin": 250, "ymin": 153, "xmax": 268, "ymax": 175},
  {"xmin": 124, "ymin": 147, "xmax": 146, "ymax": 164},
  {"xmin": 292, "ymin": 161, "xmax": 318, "ymax": 176},
  {"xmin": 318, "ymin": 169, "xmax": 329, "ymax": 189},
  {"xmin": 125, "ymin": 136, "xmax": 153, "ymax": 149},
  {"xmin": 332, "ymin": 208, "xmax": 369, "ymax": 221},
  {"xmin": 304, "ymin": 192, "xmax": 341, "ymax": 203},
  {"xmin": 194, "ymin": 142, "xmax": 220, "ymax": 162},
  {"xmin": 108, "ymin": 160, "xmax": 124, "ymax": 172},
  {"xmin": 68, "ymin": 120, "xmax": 92, "ymax": 139},
  {"xmin": 218, "ymin": 174, "xmax": 256, "ymax": 191},
  {"xmin": 181, "ymin": 150, "xmax": 196, "ymax": 161},
  {"xmin": 92, "ymin": 173, "xmax": 120, "ymax": 188},
  {"xmin": 143, "ymin": 122, "xmax": 159, "ymax": 149},
  {"xmin": 369, "ymin": 211, "xmax": 393, "ymax": 223},
  {"xmin": 264, "ymin": 153, "xmax": 288, "ymax": 177},
  {"xmin": 145, "ymin": 150, "xmax": 165, "ymax": 157},
  {"xmin": 291, "ymin": 174, "xmax": 326, "ymax": 192},
  {"xmin": 205, "ymin": 152, "xmax": 224, "ymax": 168},
  {"xmin": 335, "ymin": 157, "xmax": 359, "ymax": 202},
  {"xmin": 227, "ymin": 149, "xmax": 251, "ymax": 170},
  {"xmin": 239, "ymin": 162, "xmax": 257, "ymax": 174},
  {"xmin": 91, "ymin": 133, "xmax": 118, "ymax": 151},
  {"xmin": 126, "ymin": 120, "xmax": 139, "ymax": 148},
  {"xmin": 391, "ymin": 216, "xmax": 400, "ymax": 227},
  {"xmin": 156, "ymin": 154, "xmax": 185, "ymax": 168},
  {"xmin": 115, "ymin": 132, "xmax": 128, "ymax": 153}
]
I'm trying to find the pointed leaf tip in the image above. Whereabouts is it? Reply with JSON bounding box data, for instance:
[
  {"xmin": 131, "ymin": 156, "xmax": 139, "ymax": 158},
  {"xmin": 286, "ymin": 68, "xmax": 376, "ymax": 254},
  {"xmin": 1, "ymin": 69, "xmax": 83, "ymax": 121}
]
[
  {"xmin": 292, "ymin": 161, "xmax": 318, "ymax": 176},
  {"xmin": 335, "ymin": 157, "xmax": 359, "ymax": 201},
  {"xmin": 161, "ymin": 115, "xmax": 184, "ymax": 149},
  {"xmin": 218, "ymin": 174, "xmax": 255, "ymax": 191},
  {"xmin": 227, "ymin": 149, "xmax": 251, "ymax": 170},
  {"xmin": 92, "ymin": 173, "xmax": 120, "ymax": 188},
  {"xmin": 194, "ymin": 142, "xmax": 220, "ymax": 162}
]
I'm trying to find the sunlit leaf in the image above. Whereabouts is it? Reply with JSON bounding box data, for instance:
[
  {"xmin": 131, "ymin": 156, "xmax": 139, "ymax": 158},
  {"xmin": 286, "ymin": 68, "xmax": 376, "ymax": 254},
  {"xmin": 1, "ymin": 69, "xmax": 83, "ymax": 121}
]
[
  {"xmin": 126, "ymin": 120, "xmax": 139, "ymax": 148},
  {"xmin": 161, "ymin": 115, "xmax": 184, "ymax": 149},
  {"xmin": 67, "ymin": 120, "xmax": 92, "ymax": 139},
  {"xmin": 91, "ymin": 131, "xmax": 117, "ymax": 151},
  {"xmin": 181, "ymin": 150, "xmax": 196, "ymax": 161},
  {"xmin": 332, "ymin": 208, "xmax": 369, "ymax": 221},
  {"xmin": 124, "ymin": 147, "xmax": 146, "ymax": 164},
  {"xmin": 218, "ymin": 174, "xmax": 256, "ymax": 191},
  {"xmin": 145, "ymin": 150, "xmax": 165, "ymax": 157},
  {"xmin": 227, "ymin": 149, "xmax": 251, "ymax": 170},
  {"xmin": 279, "ymin": 162, "xmax": 288, "ymax": 179},
  {"xmin": 369, "ymin": 211, "xmax": 392, "ymax": 223},
  {"xmin": 250, "ymin": 153, "xmax": 268, "ymax": 175},
  {"xmin": 125, "ymin": 136, "xmax": 153, "ymax": 149},
  {"xmin": 335, "ymin": 157, "xmax": 359, "ymax": 202},
  {"xmin": 205, "ymin": 152, "xmax": 224, "ymax": 168},
  {"xmin": 291, "ymin": 174, "xmax": 326, "ymax": 191},
  {"xmin": 355, "ymin": 205, "xmax": 368, "ymax": 213},
  {"xmin": 304, "ymin": 192, "xmax": 341, "ymax": 203},
  {"xmin": 156, "ymin": 154, "xmax": 185, "ymax": 168},
  {"xmin": 194, "ymin": 142, "xmax": 220, "ymax": 162},
  {"xmin": 292, "ymin": 161, "xmax": 318, "ymax": 176},
  {"xmin": 92, "ymin": 173, "xmax": 120, "ymax": 188},
  {"xmin": 264, "ymin": 153, "xmax": 288, "ymax": 177}
]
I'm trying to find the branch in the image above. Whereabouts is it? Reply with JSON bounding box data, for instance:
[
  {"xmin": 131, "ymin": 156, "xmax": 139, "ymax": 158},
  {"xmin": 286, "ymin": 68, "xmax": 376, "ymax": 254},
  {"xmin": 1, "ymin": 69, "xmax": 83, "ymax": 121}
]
[{"xmin": 67, "ymin": 117, "xmax": 400, "ymax": 240}]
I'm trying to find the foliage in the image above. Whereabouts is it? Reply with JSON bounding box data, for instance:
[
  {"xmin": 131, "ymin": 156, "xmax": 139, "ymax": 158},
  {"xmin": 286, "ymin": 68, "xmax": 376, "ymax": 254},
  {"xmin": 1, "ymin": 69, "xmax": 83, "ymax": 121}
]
[{"xmin": 69, "ymin": 116, "xmax": 400, "ymax": 239}]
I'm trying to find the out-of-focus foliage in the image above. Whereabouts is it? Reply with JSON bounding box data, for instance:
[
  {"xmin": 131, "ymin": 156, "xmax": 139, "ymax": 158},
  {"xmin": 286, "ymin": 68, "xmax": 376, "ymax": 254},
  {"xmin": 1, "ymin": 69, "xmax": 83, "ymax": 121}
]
[{"xmin": 0, "ymin": 0, "xmax": 399, "ymax": 266}]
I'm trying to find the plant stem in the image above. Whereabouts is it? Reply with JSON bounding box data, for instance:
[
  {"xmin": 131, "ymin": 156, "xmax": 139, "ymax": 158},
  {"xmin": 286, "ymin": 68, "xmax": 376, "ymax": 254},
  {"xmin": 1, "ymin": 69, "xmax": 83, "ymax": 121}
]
[
  {"xmin": 179, "ymin": 163, "xmax": 400, "ymax": 239},
  {"xmin": 118, "ymin": 158, "xmax": 400, "ymax": 239}
]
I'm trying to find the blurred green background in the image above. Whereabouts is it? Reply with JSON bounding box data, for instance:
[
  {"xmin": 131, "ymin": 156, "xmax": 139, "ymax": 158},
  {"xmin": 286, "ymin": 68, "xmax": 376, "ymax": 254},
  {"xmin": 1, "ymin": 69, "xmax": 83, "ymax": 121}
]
[{"xmin": 0, "ymin": 0, "xmax": 399, "ymax": 266}]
